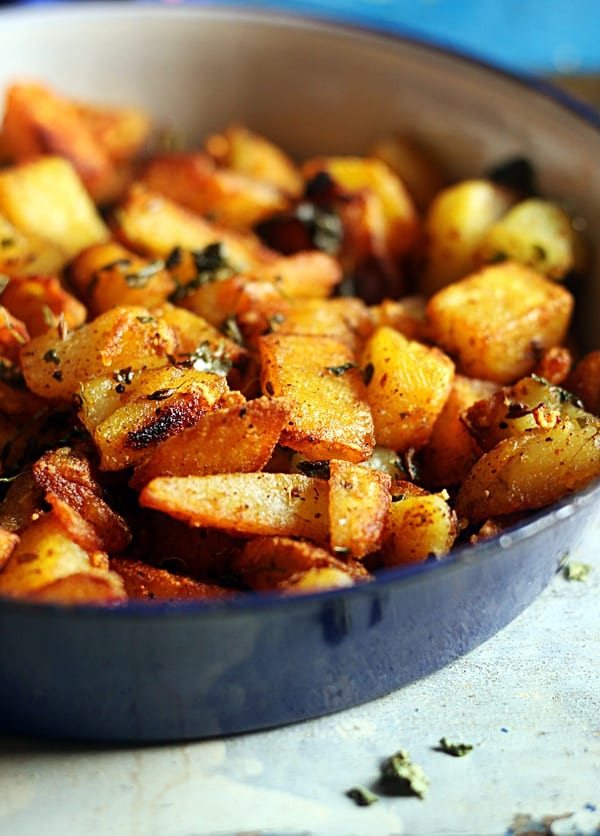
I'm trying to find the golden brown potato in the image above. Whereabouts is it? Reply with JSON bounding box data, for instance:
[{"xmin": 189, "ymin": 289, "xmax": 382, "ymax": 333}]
[
  {"xmin": 80, "ymin": 365, "xmax": 231, "ymax": 470},
  {"xmin": 0, "ymin": 156, "xmax": 109, "ymax": 263},
  {"xmin": 328, "ymin": 459, "xmax": 391, "ymax": 559},
  {"xmin": 0, "ymin": 81, "xmax": 114, "ymax": 202},
  {"xmin": 139, "ymin": 472, "xmax": 330, "ymax": 541},
  {"xmin": 420, "ymin": 374, "xmax": 498, "ymax": 488},
  {"xmin": 0, "ymin": 273, "xmax": 86, "ymax": 336},
  {"xmin": 232, "ymin": 535, "xmax": 370, "ymax": 593},
  {"xmin": 476, "ymin": 198, "xmax": 588, "ymax": 280},
  {"xmin": 259, "ymin": 332, "xmax": 375, "ymax": 462},
  {"xmin": 110, "ymin": 557, "xmax": 233, "ymax": 601},
  {"xmin": 0, "ymin": 497, "xmax": 125, "ymax": 602},
  {"xmin": 418, "ymin": 178, "xmax": 515, "ymax": 295},
  {"xmin": 455, "ymin": 419, "xmax": 600, "ymax": 524},
  {"xmin": 368, "ymin": 132, "xmax": 446, "ymax": 212},
  {"xmin": 360, "ymin": 325, "xmax": 455, "ymax": 452},
  {"xmin": 382, "ymin": 482, "xmax": 458, "ymax": 566},
  {"xmin": 129, "ymin": 395, "xmax": 289, "ymax": 488},
  {"xmin": 206, "ymin": 123, "xmax": 303, "ymax": 197},
  {"xmin": 141, "ymin": 152, "xmax": 289, "ymax": 230},
  {"xmin": 426, "ymin": 261, "xmax": 574, "ymax": 384},
  {"xmin": 20, "ymin": 305, "xmax": 178, "ymax": 400}
]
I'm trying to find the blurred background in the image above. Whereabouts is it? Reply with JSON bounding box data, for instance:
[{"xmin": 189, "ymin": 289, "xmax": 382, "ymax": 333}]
[{"xmin": 4, "ymin": 0, "xmax": 600, "ymax": 106}]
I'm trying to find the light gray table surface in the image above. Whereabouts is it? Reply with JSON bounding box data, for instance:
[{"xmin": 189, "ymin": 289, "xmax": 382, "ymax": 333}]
[{"xmin": 0, "ymin": 511, "xmax": 598, "ymax": 836}]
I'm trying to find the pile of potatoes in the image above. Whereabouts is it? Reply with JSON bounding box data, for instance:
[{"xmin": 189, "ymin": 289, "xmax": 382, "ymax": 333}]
[{"xmin": 0, "ymin": 80, "xmax": 597, "ymax": 604}]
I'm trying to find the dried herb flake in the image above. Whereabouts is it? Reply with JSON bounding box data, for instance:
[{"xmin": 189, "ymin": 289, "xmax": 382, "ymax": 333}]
[
  {"xmin": 379, "ymin": 749, "xmax": 429, "ymax": 799},
  {"xmin": 346, "ymin": 786, "xmax": 379, "ymax": 807},
  {"xmin": 563, "ymin": 561, "xmax": 591, "ymax": 582},
  {"xmin": 436, "ymin": 737, "xmax": 474, "ymax": 757}
]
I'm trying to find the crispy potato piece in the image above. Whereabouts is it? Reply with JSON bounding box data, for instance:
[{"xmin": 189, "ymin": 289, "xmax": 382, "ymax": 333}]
[
  {"xmin": 0, "ymin": 273, "xmax": 86, "ymax": 336},
  {"xmin": 141, "ymin": 152, "xmax": 289, "ymax": 230},
  {"xmin": 32, "ymin": 447, "xmax": 131, "ymax": 552},
  {"xmin": 109, "ymin": 557, "xmax": 233, "ymax": 601},
  {"xmin": 69, "ymin": 240, "xmax": 175, "ymax": 315},
  {"xmin": 455, "ymin": 419, "xmax": 600, "ymax": 524},
  {"xmin": 139, "ymin": 472, "xmax": 330, "ymax": 541},
  {"xmin": 20, "ymin": 305, "xmax": 178, "ymax": 400},
  {"xmin": 0, "ymin": 81, "xmax": 113, "ymax": 201},
  {"xmin": 112, "ymin": 184, "xmax": 278, "ymax": 273},
  {"xmin": 477, "ymin": 198, "xmax": 588, "ymax": 279},
  {"xmin": 206, "ymin": 123, "xmax": 303, "ymax": 197},
  {"xmin": 74, "ymin": 99, "xmax": 151, "ymax": 164},
  {"xmin": 80, "ymin": 365, "xmax": 231, "ymax": 470},
  {"xmin": 382, "ymin": 482, "xmax": 458, "ymax": 566},
  {"xmin": 259, "ymin": 251, "xmax": 342, "ymax": 298},
  {"xmin": 130, "ymin": 396, "xmax": 290, "ymax": 488},
  {"xmin": 360, "ymin": 325, "xmax": 455, "ymax": 452},
  {"xmin": 0, "ymin": 214, "xmax": 67, "ymax": 276},
  {"xmin": 368, "ymin": 132, "xmax": 446, "ymax": 212},
  {"xmin": 29, "ymin": 571, "xmax": 126, "ymax": 604},
  {"xmin": 0, "ymin": 498, "xmax": 125, "ymax": 601},
  {"xmin": 419, "ymin": 179, "xmax": 515, "ymax": 295},
  {"xmin": 232, "ymin": 535, "xmax": 369, "ymax": 592},
  {"xmin": 426, "ymin": 261, "xmax": 574, "ymax": 384},
  {"xmin": 420, "ymin": 374, "xmax": 498, "ymax": 488},
  {"xmin": 259, "ymin": 332, "xmax": 374, "ymax": 462},
  {"xmin": 0, "ymin": 156, "xmax": 109, "ymax": 263},
  {"xmin": 328, "ymin": 459, "xmax": 391, "ymax": 559}
]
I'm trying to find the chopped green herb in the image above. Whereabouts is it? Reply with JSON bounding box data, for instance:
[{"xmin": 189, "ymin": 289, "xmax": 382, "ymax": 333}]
[
  {"xmin": 147, "ymin": 387, "xmax": 178, "ymax": 401},
  {"xmin": 379, "ymin": 749, "xmax": 429, "ymax": 799},
  {"xmin": 563, "ymin": 561, "xmax": 591, "ymax": 582},
  {"xmin": 361, "ymin": 362, "xmax": 374, "ymax": 386},
  {"xmin": 43, "ymin": 349, "xmax": 61, "ymax": 366},
  {"xmin": 532, "ymin": 243, "xmax": 547, "ymax": 261},
  {"xmin": 295, "ymin": 201, "xmax": 343, "ymax": 255},
  {"xmin": 169, "ymin": 242, "xmax": 235, "ymax": 301},
  {"xmin": 326, "ymin": 362, "xmax": 357, "ymax": 376},
  {"xmin": 436, "ymin": 737, "xmax": 474, "ymax": 757},
  {"xmin": 220, "ymin": 315, "xmax": 244, "ymax": 346},
  {"xmin": 178, "ymin": 340, "xmax": 232, "ymax": 376},
  {"xmin": 296, "ymin": 460, "xmax": 331, "ymax": 479},
  {"xmin": 346, "ymin": 786, "xmax": 379, "ymax": 807},
  {"xmin": 123, "ymin": 260, "xmax": 165, "ymax": 288},
  {"xmin": 136, "ymin": 315, "xmax": 156, "ymax": 324}
]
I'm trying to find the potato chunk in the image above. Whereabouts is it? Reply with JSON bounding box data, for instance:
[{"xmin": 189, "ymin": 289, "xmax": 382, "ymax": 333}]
[
  {"xmin": 360, "ymin": 325, "xmax": 454, "ymax": 452},
  {"xmin": 0, "ymin": 156, "xmax": 108, "ymax": 264},
  {"xmin": 20, "ymin": 305, "xmax": 177, "ymax": 400},
  {"xmin": 419, "ymin": 179, "xmax": 515, "ymax": 295},
  {"xmin": 130, "ymin": 396, "xmax": 289, "ymax": 488},
  {"xmin": 477, "ymin": 198, "xmax": 587, "ymax": 280},
  {"xmin": 232, "ymin": 535, "xmax": 369, "ymax": 593},
  {"xmin": 259, "ymin": 333, "xmax": 374, "ymax": 462},
  {"xmin": 328, "ymin": 459, "xmax": 391, "ymax": 559},
  {"xmin": 382, "ymin": 483, "xmax": 458, "ymax": 566},
  {"xmin": 139, "ymin": 472, "xmax": 330, "ymax": 541},
  {"xmin": 426, "ymin": 261, "xmax": 574, "ymax": 384},
  {"xmin": 455, "ymin": 419, "xmax": 600, "ymax": 524}
]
